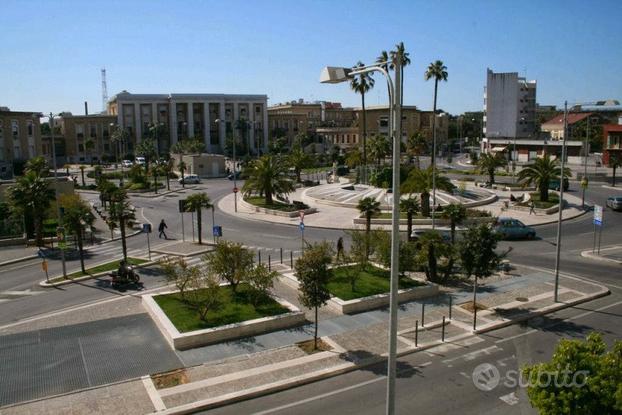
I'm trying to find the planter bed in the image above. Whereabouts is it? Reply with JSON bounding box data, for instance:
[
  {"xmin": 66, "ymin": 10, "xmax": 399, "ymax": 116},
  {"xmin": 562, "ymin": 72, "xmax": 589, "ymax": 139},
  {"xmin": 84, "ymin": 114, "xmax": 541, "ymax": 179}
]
[
  {"xmin": 142, "ymin": 284, "xmax": 305, "ymax": 350},
  {"xmin": 241, "ymin": 197, "xmax": 317, "ymax": 218}
]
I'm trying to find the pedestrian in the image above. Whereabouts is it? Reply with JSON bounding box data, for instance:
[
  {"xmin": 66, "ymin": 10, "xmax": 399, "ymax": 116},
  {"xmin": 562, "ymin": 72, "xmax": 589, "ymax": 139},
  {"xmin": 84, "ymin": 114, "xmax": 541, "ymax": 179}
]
[
  {"xmin": 336, "ymin": 237, "xmax": 344, "ymax": 261},
  {"xmin": 158, "ymin": 219, "xmax": 168, "ymax": 239},
  {"xmin": 529, "ymin": 200, "xmax": 535, "ymax": 215}
]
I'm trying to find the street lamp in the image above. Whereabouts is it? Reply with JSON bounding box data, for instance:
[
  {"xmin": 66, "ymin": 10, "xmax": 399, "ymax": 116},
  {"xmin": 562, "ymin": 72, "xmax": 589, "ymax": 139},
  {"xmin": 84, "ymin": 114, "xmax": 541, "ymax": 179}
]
[
  {"xmin": 216, "ymin": 118, "xmax": 238, "ymax": 212},
  {"xmin": 321, "ymin": 58, "xmax": 402, "ymax": 415},
  {"xmin": 47, "ymin": 113, "xmax": 68, "ymax": 279}
]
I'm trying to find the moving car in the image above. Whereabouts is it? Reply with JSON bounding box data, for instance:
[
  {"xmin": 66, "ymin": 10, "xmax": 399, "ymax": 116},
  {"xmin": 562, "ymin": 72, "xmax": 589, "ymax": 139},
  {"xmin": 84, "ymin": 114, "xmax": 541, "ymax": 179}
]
[
  {"xmin": 606, "ymin": 196, "xmax": 622, "ymax": 211},
  {"xmin": 135, "ymin": 156, "xmax": 146, "ymax": 166},
  {"xmin": 121, "ymin": 160, "xmax": 133, "ymax": 168},
  {"xmin": 410, "ymin": 228, "xmax": 452, "ymax": 242},
  {"xmin": 178, "ymin": 174, "xmax": 200, "ymax": 184},
  {"xmin": 493, "ymin": 218, "xmax": 536, "ymax": 240}
]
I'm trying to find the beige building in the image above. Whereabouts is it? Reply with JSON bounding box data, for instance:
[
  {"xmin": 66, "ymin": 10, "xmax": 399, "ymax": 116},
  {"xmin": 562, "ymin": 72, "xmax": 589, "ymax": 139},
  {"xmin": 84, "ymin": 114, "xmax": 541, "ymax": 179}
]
[
  {"xmin": 171, "ymin": 153, "xmax": 226, "ymax": 178},
  {"xmin": 108, "ymin": 91, "xmax": 269, "ymax": 156},
  {"xmin": 55, "ymin": 113, "xmax": 117, "ymax": 164},
  {"xmin": 0, "ymin": 108, "xmax": 44, "ymax": 178}
]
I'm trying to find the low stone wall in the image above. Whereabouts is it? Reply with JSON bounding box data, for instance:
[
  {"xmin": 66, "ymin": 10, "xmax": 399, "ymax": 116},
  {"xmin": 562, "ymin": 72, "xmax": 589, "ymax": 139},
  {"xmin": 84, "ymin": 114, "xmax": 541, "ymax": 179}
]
[
  {"xmin": 353, "ymin": 216, "xmax": 494, "ymax": 226},
  {"xmin": 327, "ymin": 283, "xmax": 439, "ymax": 314},
  {"xmin": 142, "ymin": 289, "xmax": 306, "ymax": 350},
  {"xmin": 240, "ymin": 198, "xmax": 317, "ymax": 218}
]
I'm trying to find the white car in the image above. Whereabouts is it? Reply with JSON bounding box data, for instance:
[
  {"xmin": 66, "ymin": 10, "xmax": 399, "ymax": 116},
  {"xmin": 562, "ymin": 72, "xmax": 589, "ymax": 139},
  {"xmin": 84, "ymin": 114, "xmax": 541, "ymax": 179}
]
[
  {"xmin": 121, "ymin": 160, "xmax": 133, "ymax": 168},
  {"xmin": 179, "ymin": 174, "xmax": 200, "ymax": 184},
  {"xmin": 135, "ymin": 156, "xmax": 146, "ymax": 166}
]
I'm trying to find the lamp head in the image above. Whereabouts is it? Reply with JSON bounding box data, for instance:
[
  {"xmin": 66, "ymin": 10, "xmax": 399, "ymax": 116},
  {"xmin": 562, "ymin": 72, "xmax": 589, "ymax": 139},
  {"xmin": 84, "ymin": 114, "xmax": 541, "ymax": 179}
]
[{"xmin": 319, "ymin": 66, "xmax": 352, "ymax": 84}]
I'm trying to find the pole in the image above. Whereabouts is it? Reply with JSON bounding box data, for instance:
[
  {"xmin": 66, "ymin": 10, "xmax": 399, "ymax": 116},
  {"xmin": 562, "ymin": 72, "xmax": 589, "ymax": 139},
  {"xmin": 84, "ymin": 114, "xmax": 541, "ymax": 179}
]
[
  {"xmin": 191, "ymin": 211, "xmax": 195, "ymax": 242},
  {"xmin": 181, "ymin": 212, "xmax": 185, "ymax": 242},
  {"xmin": 146, "ymin": 230, "xmax": 151, "ymax": 260},
  {"xmin": 280, "ymin": 247, "xmax": 283, "ymax": 264},
  {"xmin": 582, "ymin": 117, "xmax": 590, "ymax": 207},
  {"xmin": 211, "ymin": 206, "xmax": 216, "ymax": 244},
  {"xmin": 597, "ymin": 224, "xmax": 603, "ymax": 255},
  {"xmin": 442, "ymin": 316, "xmax": 446, "ymax": 342},
  {"xmin": 301, "ymin": 224, "xmax": 305, "ymax": 253},
  {"xmin": 386, "ymin": 57, "xmax": 401, "ymax": 415},
  {"xmin": 449, "ymin": 295, "xmax": 453, "ymax": 320},
  {"xmin": 233, "ymin": 128, "xmax": 238, "ymax": 213},
  {"xmin": 593, "ymin": 222, "xmax": 597, "ymax": 253},
  {"xmin": 473, "ymin": 276, "xmax": 478, "ymax": 330},
  {"xmin": 415, "ymin": 320, "xmax": 419, "ymax": 347},
  {"xmin": 553, "ymin": 101, "xmax": 568, "ymax": 303},
  {"xmin": 49, "ymin": 114, "xmax": 67, "ymax": 279}
]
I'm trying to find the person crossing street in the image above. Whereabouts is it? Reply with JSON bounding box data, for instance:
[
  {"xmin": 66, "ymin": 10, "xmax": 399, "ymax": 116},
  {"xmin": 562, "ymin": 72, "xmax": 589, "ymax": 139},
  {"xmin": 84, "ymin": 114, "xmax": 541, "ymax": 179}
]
[{"xmin": 158, "ymin": 219, "xmax": 168, "ymax": 239}]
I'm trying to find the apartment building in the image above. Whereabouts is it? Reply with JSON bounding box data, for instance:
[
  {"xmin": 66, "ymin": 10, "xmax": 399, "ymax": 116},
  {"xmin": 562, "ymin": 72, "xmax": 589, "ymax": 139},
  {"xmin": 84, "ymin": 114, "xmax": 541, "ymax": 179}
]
[
  {"xmin": 0, "ymin": 107, "xmax": 43, "ymax": 178},
  {"xmin": 107, "ymin": 91, "xmax": 268, "ymax": 156},
  {"xmin": 56, "ymin": 113, "xmax": 117, "ymax": 164}
]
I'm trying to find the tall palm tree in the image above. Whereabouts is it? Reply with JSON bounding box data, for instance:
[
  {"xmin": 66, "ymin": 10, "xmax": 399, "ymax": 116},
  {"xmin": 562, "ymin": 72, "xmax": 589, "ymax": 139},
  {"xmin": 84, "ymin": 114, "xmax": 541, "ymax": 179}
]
[
  {"xmin": 518, "ymin": 154, "xmax": 571, "ymax": 202},
  {"xmin": 25, "ymin": 156, "xmax": 49, "ymax": 177},
  {"xmin": 288, "ymin": 145, "xmax": 311, "ymax": 183},
  {"xmin": 350, "ymin": 61, "xmax": 375, "ymax": 184},
  {"xmin": 424, "ymin": 60, "xmax": 448, "ymax": 166},
  {"xmin": 110, "ymin": 126, "xmax": 129, "ymax": 166},
  {"xmin": 185, "ymin": 192, "xmax": 212, "ymax": 245},
  {"xmin": 441, "ymin": 203, "xmax": 467, "ymax": 244},
  {"xmin": 376, "ymin": 50, "xmax": 392, "ymax": 100},
  {"xmin": 59, "ymin": 194, "xmax": 95, "ymax": 273},
  {"xmin": 401, "ymin": 167, "xmax": 454, "ymax": 217},
  {"xmin": 390, "ymin": 42, "xmax": 411, "ymax": 108},
  {"xmin": 108, "ymin": 188, "xmax": 134, "ymax": 260},
  {"xmin": 357, "ymin": 197, "xmax": 381, "ymax": 260},
  {"xmin": 477, "ymin": 153, "xmax": 507, "ymax": 184},
  {"xmin": 609, "ymin": 153, "xmax": 621, "ymax": 186},
  {"xmin": 367, "ymin": 134, "xmax": 391, "ymax": 166},
  {"xmin": 7, "ymin": 171, "xmax": 55, "ymax": 246},
  {"xmin": 407, "ymin": 132, "xmax": 428, "ymax": 169},
  {"xmin": 242, "ymin": 154, "xmax": 295, "ymax": 205},
  {"xmin": 400, "ymin": 196, "xmax": 420, "ymax": 241}
]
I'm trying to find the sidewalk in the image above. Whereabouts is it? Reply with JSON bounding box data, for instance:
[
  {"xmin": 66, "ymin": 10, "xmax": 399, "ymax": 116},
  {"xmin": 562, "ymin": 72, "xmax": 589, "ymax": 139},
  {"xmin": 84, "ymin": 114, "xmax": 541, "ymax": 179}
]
[
  {"xmin": 0, "ymin": 263, "xmax": 609, "ymax": 415},
  {"xmin": 0, "ymin": 245, "xmax": 39, "ymax": 266},
  {"xmin": 581, "ymin": 245, "xmax": 622, "ymax": 265}
]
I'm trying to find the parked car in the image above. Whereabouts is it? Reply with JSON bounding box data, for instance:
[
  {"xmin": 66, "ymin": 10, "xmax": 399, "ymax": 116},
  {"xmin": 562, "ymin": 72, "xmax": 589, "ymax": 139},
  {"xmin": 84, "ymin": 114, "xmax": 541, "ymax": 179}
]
[
  {"xmin": 410, "ymin": 228, "xmax": 452, "ymax": 243},
  {"xmin": 121, "ymin": 160, "xmax": 133, "ymax": 168},
  {"xmin": 493, "ymin": 218, "xmax": 536, "ymax": 240},
  {"xmin": 178, "ymin": 174, "xmax": 200, "ymax": 184},
  {"xmin": 606, "ymin": 196, "xmax": 622, "ymax": 211},
  {"xmin": 550, "ymin": 178, "xmax": 569, "ymax": 191},
  {"xmin": 135, "ymin": 156, "xmax": 146, "ymax": 166}
]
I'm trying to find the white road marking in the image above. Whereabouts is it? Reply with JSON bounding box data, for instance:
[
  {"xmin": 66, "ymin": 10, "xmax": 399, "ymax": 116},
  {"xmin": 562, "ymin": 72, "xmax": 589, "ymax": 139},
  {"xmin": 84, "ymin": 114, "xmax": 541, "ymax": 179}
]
[
  {"xmin": 442, "ymin": 345, "xmax": 502, "ymax": 365},
  {"xmin": 499, "ymin": 391, "xmax": 519, "ymax": 405}
]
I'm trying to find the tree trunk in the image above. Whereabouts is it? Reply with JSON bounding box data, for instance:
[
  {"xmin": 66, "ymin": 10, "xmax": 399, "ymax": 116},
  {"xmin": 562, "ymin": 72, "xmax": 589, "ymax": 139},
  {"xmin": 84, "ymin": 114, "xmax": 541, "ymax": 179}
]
[
  {"xmin": 428, "ymin": 243, "xmax": 437, "ymax": 282},
  {"xmin": 81, "ymin": 169, "xmax": 85, "ymax": 187},
  {"xmin": 362, "ymin": 92, "xmax": 367, "ymax": 184},
  {"xmin": 196, "ymin": 207, "xmax": 202, "ymax": 244},
  {"xmin": 407, "ymin": 212, "xmax": 413, "ymax": 241},
  {"xmin": 154, "ymin": 171, "xmax": 158, "ymax": 194},
  {"xmin": 166, "ymin": 173, "xmax": 170, "ymax": 190},
  {"xmin": 540, "ymin": 183, "xmax": 548, "ymax": 202},
  {"xmin": 421, "ymin": 191, "xmax": 430, "ymax": 217},
  {"xmin": 451, "ymin": 222, "xmax": 456, "ymax": 244},
  {"xmin": 120, "ymin": 215, "xmax": 127, "ymax": 261},
  {"xmin": 77, "ymin": 229, "xmax": 85, "ymax": 274},
  {"xmin": 489, "ymin": 168, "xmax": 495, "ymax": 184},
  {"xmin": 314, "ymin": 305, "xmax": 318, "ymax": 350},
  {"xmin": 35, "ymin": 216, "xmax": 43, "ymax": 247},
  {"xmin": 365, "ymin": 214, "xmax": 371, "ymax": 260},
  {"xmin": 266, "ymin": 191, "xmax": 273, "ymax": 205},
  {"xmin": 613, "ymin": 166, "xmax": 617, "ymax": 186}
]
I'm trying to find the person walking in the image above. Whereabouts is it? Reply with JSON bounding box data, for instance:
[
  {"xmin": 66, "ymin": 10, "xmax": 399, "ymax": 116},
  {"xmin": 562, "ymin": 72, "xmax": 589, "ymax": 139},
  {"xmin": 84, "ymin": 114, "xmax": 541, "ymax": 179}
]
[
  {"xmin": 336, "ymin": 236, "xmax": 344, "ymax": 261},
  {"xmin": 158, "ymin": 219, "xmax": 168, "ymax": 239},
  {"xmin": 529, "ymin": 200, "xmax": 536, "ymax": 215}
]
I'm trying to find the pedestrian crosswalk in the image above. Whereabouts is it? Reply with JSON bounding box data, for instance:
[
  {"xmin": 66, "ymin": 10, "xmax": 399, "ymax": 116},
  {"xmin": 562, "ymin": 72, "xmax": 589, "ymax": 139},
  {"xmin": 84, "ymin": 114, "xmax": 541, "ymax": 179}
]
[{"xmin": 85, "ymin": 244, "xmax": 146, "ymax": 258}]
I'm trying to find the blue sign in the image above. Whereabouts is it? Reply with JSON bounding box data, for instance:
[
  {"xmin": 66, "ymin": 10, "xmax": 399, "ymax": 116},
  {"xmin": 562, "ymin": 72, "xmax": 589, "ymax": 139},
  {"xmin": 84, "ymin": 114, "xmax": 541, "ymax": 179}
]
[
  {"xmin": 594, "ymin": 219, "xmax": 602, "ymax": 226},
  {"xmin": 213, "ymin": 226, "xmax": 223, "ymax": 237},
  {"xmin": 142, "ymin": 223, "xmax": 152, "ymax": 233},
  {"xmin": 299, "ymin": 222, "xmax": 305, "ymax": 231}
]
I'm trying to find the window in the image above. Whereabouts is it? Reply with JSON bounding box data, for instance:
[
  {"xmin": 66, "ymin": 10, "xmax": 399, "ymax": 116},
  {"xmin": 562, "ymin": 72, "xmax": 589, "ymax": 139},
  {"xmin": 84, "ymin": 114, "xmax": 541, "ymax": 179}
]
[
  {"xmin": 27, "ymin": 120, "xmax": 33, "ymax": 136},
  {"xmin": 11, "ymin": 120, "xmax": 18, "ymax": 138},
  {"xmin": 28, "ymin": 145, "xmax": 35, "ymax": 158},
  {"xmin": 90, "ymin": 126, "xmax": 96, "ymax": 137},
  {"xmin": 13, "ymin": 145, "xmax": 21, "ymax": 158},
  {"xmin": 78, "ymin": 144, "xmax": 84, "ymax": 152}
]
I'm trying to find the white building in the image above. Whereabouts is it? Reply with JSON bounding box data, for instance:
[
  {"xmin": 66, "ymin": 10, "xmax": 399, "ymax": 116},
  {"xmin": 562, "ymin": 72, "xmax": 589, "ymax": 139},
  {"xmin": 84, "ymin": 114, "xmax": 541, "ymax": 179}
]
[{"xmin": 107, "ymin": 91, "xmax": 269, "ymax": 156}]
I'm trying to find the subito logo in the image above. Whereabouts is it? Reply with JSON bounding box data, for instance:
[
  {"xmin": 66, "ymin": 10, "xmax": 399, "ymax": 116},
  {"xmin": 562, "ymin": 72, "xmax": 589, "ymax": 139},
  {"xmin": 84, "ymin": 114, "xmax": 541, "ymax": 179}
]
[{"xmin": 472, "ymin": 363, "xmax": 500, "ymax": 391}]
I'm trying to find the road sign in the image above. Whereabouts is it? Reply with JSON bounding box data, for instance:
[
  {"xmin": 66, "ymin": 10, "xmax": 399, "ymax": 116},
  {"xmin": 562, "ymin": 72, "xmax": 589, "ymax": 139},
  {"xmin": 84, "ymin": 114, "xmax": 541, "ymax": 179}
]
[
  {"xmin": 178, "ymin": 199, "xmax": 188, "ymax": 213},
  {"xmin": 299, "ymin": 222, "xmax": 305, "ymax": 231},
  {"xmin": 142, "ymin": 223, "xmax": 152, "ymax": 233},
  {"xmin": 233, "ymin": 187, "xmax": 239, "ymax": 193},
  {"xmin": 213, "ymin": 225, "xmax": 222, "ymax": 237},
  {"xmin": 594, "ymin": 204, "xmax": 603, "ymax": 226}
]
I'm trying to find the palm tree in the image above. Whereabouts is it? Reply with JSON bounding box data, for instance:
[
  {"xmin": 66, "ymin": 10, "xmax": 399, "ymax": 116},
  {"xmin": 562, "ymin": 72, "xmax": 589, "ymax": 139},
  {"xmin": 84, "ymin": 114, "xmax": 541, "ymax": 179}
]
[
  {"xmin": 609, "ymin": 153, "xmax": 621, "ymax": 186},
  {"xmin": 441, "ymin": 203, "xmax": 467, "ymax": 244},
  {"xmin": 367, "ymin": 134, "xmax": 391, "ymax": 166},
  {"xmin": 79, "ymin": 165, "xmax": 86, "ymax": 187},
  {"xmin": 135, "ymin": 138, "xmax": 157, "ymax": 170},
  {"xmin": 7, "ymin": 171, "xmax": 55, "ymax": 247},
  {"xmin": 25, "ymin": 156, "xmax": 49, "ymax": 177},
  {"xmin": 376, "ymin": 50, "xmax": 392, "ymax": 100},
  {"xmin": 110, "ymin": 126, "xmax": 129, "ymax": 166},
  {"xmin": 108, "ymin": 188, "xmax": 134, "ymax": 260},
  {"xmin": 401, "ymin": 167, "xmax": 454, "ymax": 217},
  {"xmin": 477, "ymin": 153, "xmax": 507, "ymax": 184},
  {"xmin": 85, "ymin": 138, "xmax": 95, "ymax": 165},
  {"xmin": 163, "ymin": 158, "xmax": 174, "ymax": 190},
  {"xmin": 350, "ymin": 61, "xmax": 375, "ymax": 183},
  {"xmin": 242, "ymin": 154, "xmax": 295, "ymax": 205},
  {"xmin": 357, "ymin": 197, "xmax": 381, "ymax": 260},
  {"xmin": 59, "ymin": 194, "xmax": 95, "ymax": 274},
  {"xmin": 424, "ymin": 60, "xmax": 448, "ymax": 166},
  {"xmin": 517, "ymin": 154, "xmax": 571, "ymax": 202},
  {"xmin": 400, "ymin": 197, "xmax": 420, "ymax": 241},
  {"xmin": 390, "ymin": 42, "xmax": 411, "ymax": 107},
  {"xmin": 185, "ymin": 193, "xmax": 212, "ymax": 244},
  {"xmin": 288, "ymin": 145, "xmax": 311, "ymax": 183},
  {"xmin": 407, "ymin": 132, "xmax": 428, "ymax": 169}
]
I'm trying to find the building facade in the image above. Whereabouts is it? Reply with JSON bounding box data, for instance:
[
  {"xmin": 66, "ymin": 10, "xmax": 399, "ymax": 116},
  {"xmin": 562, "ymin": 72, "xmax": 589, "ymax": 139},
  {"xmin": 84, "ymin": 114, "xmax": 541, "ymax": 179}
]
[
  {"xmin": 0, "ymin": 107, "xmax": 43, "ymax": 178},
  {"xmin": 108, "ymin": 91, "xmax": 269, "ymax": 156},
  {"xmin": 55, "ymin": 113, "xmax": 117, "ymax": 164},
  {"xmin": 602, "ymin": 123, "xmax": 622, "ymax": 166}
]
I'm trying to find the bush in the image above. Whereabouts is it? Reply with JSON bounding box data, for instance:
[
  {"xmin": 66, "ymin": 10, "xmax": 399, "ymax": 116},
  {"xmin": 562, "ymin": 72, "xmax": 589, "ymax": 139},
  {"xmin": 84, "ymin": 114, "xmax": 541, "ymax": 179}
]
[{"xmin": 466, "ymin": 209, "xmax": 492, "ymax": 218}]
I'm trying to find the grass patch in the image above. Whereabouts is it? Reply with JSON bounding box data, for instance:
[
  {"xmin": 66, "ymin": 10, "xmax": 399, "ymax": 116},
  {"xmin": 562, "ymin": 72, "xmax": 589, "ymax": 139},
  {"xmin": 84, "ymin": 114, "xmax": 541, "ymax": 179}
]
[
  {"xmin": 529, "ymin": 192, "xmax": 559, "ymax": 209},
  {"xmin": 153, "ymin": 284, "xmax": 289, "ymax": 333},
  {"xmin": 245, "ymin": 196, "xmax": 299, "ymax": 212},
  {"xmin": 460, "ymin": 301, "xmax": 488, "ymax": 313},
  {"xmin": 152, "ymin": 369, "xmax": 188, "ymax": 389},
  {"xmin": 50, "ymin": 257, "xmax": 147, "ymax": 282},
  {"xmin": 328, "ymin": 265, "xmax": 423, "ymax": 301}
]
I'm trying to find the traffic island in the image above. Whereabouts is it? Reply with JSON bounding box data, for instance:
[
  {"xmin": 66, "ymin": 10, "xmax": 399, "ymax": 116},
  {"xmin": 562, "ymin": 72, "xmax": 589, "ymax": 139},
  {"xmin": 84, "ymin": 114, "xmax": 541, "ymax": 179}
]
[
  {"xmin": 39, "ymin": 257, "xmax": 152, "ymax": 287},
  {"xmin": 240, "ymin": 197, "xmax": 317, "ymax": 218},
  {"xmin": 142, "ymin": 284, "xmax": 306, "ymax": 350}
]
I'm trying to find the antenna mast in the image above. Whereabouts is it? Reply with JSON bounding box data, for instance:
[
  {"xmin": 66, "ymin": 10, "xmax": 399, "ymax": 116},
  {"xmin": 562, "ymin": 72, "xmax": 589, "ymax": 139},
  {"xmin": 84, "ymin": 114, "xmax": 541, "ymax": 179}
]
[{"xmin": 101, "ymin": 68, "xmax": 108, "ymax": 113}]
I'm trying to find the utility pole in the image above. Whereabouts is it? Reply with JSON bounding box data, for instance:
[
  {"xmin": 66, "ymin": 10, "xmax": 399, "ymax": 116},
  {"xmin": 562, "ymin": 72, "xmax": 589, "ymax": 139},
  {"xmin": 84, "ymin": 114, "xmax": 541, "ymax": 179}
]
[
  {"xmin": 553, "ymin": 101, "xmax": 568, "ymax": 303},
  {"xmin": 49, "ymin": 113, "xmax": 67, "ymax": 278},
  {"xmin": 582, "ymin": 116, "xmax": 591, "ymax": 207}
]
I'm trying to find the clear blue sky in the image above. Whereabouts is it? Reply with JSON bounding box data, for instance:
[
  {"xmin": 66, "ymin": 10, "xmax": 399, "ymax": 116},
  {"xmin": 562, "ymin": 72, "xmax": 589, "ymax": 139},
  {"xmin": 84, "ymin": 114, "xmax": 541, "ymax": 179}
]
[{"xmin": 1, "ymin": 0, "xmax": 621, "ymax": 116}]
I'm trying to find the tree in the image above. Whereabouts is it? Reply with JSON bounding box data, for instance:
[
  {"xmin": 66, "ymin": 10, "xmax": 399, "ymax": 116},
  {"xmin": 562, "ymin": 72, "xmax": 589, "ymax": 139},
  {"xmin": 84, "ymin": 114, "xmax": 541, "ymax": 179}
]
[
  {"xmin": 373, "ymin": 230, "xmax": 417, "ymax": 278},
  {"xmin": 163, "ymin": 158, "xmax": 174, "ymax": 190},
  {"xmin": 135, "ymin": 138, "xmax": 157, "ymax": 170},
  {"xmin": 400, "ymin": 196, "xmax": 420, "ymax": 241},
  {"xmin": 390, "ymin": 42, "xmax": 411, "ymax": 112},
  {"xmin": 25, "ymin": 156, "xmax": 49, "ymax": 177},
  {"xmin": 442, "ymin": 203, "xmax": 467, "ymax": 244},
  {"xmin": 187, "ymin": 272, "xmax": 222, "ymax": 322},
  {"xmin": 110, "ymin": 126, "xmax": 129, "ymax": 164},
  {"xmin": 412, "ymin": 231, "xmax": 454, "ymax": 283},
  {"xmin": 108, "ymin": 187, "xmax": 134, "ymax": 261},
  {"xmin": 245, "ymin": 263, "xmax": 278, "ymax": 306},
  {"xmin": 350, "ymin": 61, "xmax": 375, "ymax": 182},
  {"xmin": 458, "ymin": 225, "xmax": 502, "ymax": 311},
  {"xmin": 160, "ymin": 256, "xmax": 198, "ymax": 301},
  {"xmin": 78, "ymin": 165, "xmax": 86, "ymax": 187},
  {"xmin": 357, "ymin": 197, "xmax": 381, "ymax": 260},
  {"xmin": 295, "ymin": 241, "xmax": 333, "ymax": 350},
  {"xmin": 59, "ymin": 194, "xmax": 95, "ymax": 274},
  {"xmin": 288, "ymin": 145, "xmax": 311, "ymax": 183},
  {"xmin": 609, "ymin": 153, "xmax": 621, "ymax": 187},
  {"xmin": 367, "ymin": 134, "xmax": 391, "ymax": 166},
  {"xmin": 401, "ymin": 167, "xmax": 454, "ymax": 217},
  {"xmin": 7, "ymin": 171, "xmax": 55, "ymax": 246},
  {"xmin": 477, "ymin": 153, "xmax": 507, "ymax": 185},
  {"xmin": 424, "ymin": 60, "xmax": 448, "ymax": 166},
  {"xmin": 85, "ymin": 138, "xmax": 95, "ymax": 165},
  {"xmin": 406, "ymin": 132, "xmax": 428, "ymax": 169},
  {"xmin": 345, "ymin": 148, "xmax": 362, "ymax": 169},
  {"xmin": 184, "ymin": 192, "xmax": 212, "ymax": 244},
  {"xmin": 523, "ymin": 332, "xmax": 622, "ymax": 415},
  {"xmin": 518, "ymin": 154, "xmax": 571, "ymax": 202},
  {"xmin": 203, "ymin": 241, "xmax": 254, "ymax": 293},
  {"xmin": 242, "ymin": 154, "xmax": 295, "ymax": 205}
]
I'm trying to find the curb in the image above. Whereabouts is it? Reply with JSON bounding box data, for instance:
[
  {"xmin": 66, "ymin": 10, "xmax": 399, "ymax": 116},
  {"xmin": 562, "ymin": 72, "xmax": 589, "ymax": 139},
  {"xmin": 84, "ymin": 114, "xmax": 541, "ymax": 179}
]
[
  {"xmin": 39, "ymin": 259, "xmax": 158, "ymax": 288},
  {"xmin": 0, "ymin": 254, "xmax": 39, "ymax": 267},
  {"xmin": 580, "ymin": 247, "xmax": 622, "ymax": 265}
]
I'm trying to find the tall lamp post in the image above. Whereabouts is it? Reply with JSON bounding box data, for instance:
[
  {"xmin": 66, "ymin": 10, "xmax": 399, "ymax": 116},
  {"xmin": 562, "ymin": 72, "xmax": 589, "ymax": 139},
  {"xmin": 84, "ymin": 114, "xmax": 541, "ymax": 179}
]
[
  {"xmin": 48, "ymin": 113, "xmax": 68, "ymax": 279},
  {"xmin": 553, "ymin": 101, "xmax": 569, "ymax": 303},
  {"xmin": 216, "ymin": 118, "xmax": 237, "ymax": 212},
  {"xmin": 321, "ymin": 57, "xmax": 402, "ymax": 415}
]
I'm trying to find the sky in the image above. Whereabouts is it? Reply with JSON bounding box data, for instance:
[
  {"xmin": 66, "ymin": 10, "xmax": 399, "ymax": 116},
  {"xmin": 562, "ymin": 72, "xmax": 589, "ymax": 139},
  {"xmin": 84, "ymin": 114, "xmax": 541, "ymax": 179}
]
[{"xmin": 1, "ymin": 0, "xmax": 621, "ymax": 116}]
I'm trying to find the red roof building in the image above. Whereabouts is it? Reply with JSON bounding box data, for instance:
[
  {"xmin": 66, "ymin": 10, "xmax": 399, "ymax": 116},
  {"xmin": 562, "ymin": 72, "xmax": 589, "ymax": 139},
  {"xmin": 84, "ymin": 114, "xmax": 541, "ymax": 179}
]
[{"xmin": 603, "ymin": 124, "xmax": 622, "ymax": 165}]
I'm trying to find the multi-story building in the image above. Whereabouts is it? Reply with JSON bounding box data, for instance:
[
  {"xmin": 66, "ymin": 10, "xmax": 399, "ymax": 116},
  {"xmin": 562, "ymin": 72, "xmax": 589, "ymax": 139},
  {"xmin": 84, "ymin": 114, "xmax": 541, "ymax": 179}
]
[
  {"xmin": 55, "ymin": 113, "xmax": 117, "ymax": 164},
  {"xmin": 107, "ymin": 91, "xmax": 269, "ymax": 156},
  {"xmin": 0, "ymin": 107, "xmax": 43, "ymax": 178},
  {"xmin": 603, "ymin": 122, "xmax": 622, "ymax": 166}
]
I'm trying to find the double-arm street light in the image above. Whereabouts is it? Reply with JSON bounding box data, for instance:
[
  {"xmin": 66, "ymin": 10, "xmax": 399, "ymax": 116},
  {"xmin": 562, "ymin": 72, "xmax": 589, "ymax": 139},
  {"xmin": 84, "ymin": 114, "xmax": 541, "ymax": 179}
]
[
  {"xmin": 47, "ymin": 113, "xmax": 68, "ymax": 279},
  {"xmin": 321, "ymin": 57, "xmax": 403, "ymax": 415},
  {"xmin": 215, "ymin": 118, "xmax": 238, "ymax": 212}
]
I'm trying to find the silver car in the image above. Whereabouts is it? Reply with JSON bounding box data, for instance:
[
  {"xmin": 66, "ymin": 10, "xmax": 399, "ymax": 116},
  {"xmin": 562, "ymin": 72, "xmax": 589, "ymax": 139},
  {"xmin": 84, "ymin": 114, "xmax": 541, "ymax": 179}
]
[{"xmin": 606, "ymin": 196, "xmax": 622, "ymax": 211}]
